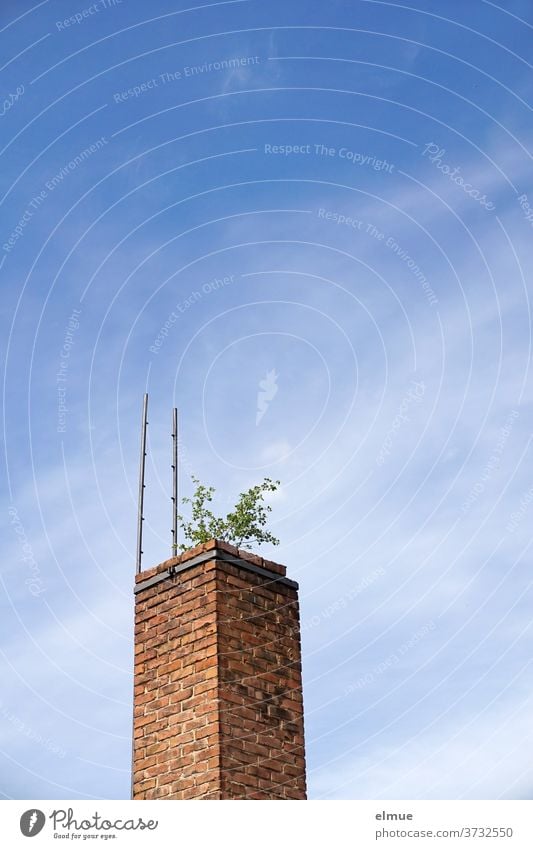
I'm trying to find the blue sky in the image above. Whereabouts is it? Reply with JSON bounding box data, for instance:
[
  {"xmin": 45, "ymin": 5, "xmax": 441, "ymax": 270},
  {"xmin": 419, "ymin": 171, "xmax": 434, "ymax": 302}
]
[{"xmin": 1, "ymin": 0, "xmax": 533, "ymax": 800}]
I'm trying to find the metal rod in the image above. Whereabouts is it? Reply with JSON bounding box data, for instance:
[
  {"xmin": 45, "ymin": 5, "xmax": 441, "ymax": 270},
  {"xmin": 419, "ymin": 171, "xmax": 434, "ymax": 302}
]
[
  {"xmin": 136, "ymin": 393, "xmax": 148, "ymax": 574},
  {"xmin": 132, "ymin": 393, "xmax": 148, "ymax": 799},
  {"xmin": 171, "ymin": 407, "xmax": 178, "ymax": 554}
]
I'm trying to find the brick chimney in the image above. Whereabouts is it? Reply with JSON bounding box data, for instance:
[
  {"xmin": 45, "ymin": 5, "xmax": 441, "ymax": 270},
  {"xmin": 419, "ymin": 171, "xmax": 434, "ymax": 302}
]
[{"xmin": 132, "ymin": 540, "xmax": 306, "ymax": 799}]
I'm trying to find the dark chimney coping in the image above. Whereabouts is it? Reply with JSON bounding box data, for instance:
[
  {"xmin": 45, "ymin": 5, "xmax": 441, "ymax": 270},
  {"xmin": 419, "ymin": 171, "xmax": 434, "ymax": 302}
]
[
  {"xmin": 135, "ymin": 539, "xmax": 297, "ymax": 593},
  {"xmin": 135, "ymin": 539, "xmax": 289, "ymax": 590}
]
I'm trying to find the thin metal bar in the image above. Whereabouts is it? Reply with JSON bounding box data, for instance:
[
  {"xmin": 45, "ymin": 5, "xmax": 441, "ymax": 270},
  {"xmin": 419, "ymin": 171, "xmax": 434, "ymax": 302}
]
[
  {"xmin": 132, "ymin": 392, "xmax": 148, "ymax": 798},
  {"xmin": 136, "ymin": 393, "xmax": 148, "ymax": 575},
  {"xmin": 171, "ymin": 407, "xmax": 178, "ymax": 554}
]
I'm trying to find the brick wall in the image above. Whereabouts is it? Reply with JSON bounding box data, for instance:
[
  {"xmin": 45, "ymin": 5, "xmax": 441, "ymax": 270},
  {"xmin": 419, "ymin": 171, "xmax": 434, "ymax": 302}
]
[{"xmin": 132, "ymin": 540, "xmax": 306, "ymax": 799}]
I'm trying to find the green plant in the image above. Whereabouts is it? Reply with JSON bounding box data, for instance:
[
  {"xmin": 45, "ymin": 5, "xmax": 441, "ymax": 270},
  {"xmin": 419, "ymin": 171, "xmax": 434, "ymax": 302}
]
[{"xmin": 176, "ymin": 476, "xmax": 280, "ymax": 551}]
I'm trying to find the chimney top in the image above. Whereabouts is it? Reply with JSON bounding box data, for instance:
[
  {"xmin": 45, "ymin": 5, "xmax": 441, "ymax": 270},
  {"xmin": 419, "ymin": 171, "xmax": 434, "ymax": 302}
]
[{"xmin": 134, "ymin": 539, "xmax": 292, "ymax": 595}]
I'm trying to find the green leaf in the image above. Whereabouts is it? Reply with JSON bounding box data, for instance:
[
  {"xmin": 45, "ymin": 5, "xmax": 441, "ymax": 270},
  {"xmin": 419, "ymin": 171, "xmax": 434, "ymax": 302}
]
[{"xmin": 176, "ymin": 475, "xmax": 280, "ymax": 550}]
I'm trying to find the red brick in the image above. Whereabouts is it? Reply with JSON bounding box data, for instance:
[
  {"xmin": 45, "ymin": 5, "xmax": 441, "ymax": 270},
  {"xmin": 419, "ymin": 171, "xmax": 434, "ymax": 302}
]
[{"xmin": 132, "ymin": 545, "xmax": 305, "ymax": 800}]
